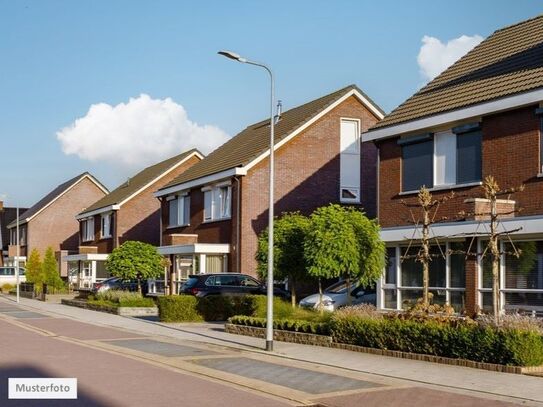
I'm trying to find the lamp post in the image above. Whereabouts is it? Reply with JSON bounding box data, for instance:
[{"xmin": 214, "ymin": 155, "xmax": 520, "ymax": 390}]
[
  {"xmin": 218, "ymin": 50, "xmax": 275, "ymax": 351},
  {"xmin": 15, "ymin": 206, "xmax": 19, "ymax": 303}
]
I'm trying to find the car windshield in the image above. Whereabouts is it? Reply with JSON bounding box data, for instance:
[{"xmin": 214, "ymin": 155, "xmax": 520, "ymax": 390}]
[{"xmin": 324, "ymin": 280, "xmax": 360, "ymax": 294}]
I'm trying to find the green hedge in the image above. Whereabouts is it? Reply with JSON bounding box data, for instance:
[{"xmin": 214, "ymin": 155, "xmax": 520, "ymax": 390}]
[
  {"xmin": 157, "ymin": 295, "xmax": 265, "ymax": 322},
  {"xmin": 229, "ymin": 315, "xmax": 330, "ymax": 335},
  {"xmin": 330, "ymin": 315, "xmax": 543, "ymax": 367}
]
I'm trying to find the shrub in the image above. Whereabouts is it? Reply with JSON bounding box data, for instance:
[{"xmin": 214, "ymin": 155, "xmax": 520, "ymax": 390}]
[
  {"xmin": 94, "ymin": 290, "xmax": 155, "ymax": 308},
  {"xmin": 330, "ymin": 313, "xmax": 543, "ymax": 366},
  {"xmin": 228, "ymin": 315, "xmax": 330, "ymax": 335},
  {"xmin": 1, "ymin": 283, "xmax": 14, "ymax": 293},
  {"xmin": 157, "ymin": 296, "xmax": 203, "ymax": 322},
  {"xmin": 477, "ymin": 313, "xmax": 543, "ymax": 334}
]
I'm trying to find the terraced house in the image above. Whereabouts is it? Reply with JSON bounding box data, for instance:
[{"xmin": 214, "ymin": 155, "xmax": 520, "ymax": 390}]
[
  {"xmin": 155, "ymin": 85, "xmax": 384, "ymax": 288},
  {"xmin": 363, "ymin": 15, "xmax": 543, "ymax": 315},
  {"xmin": 66, "ymin": 149, "xmax": 202, "ymax": 289},
  {"xmin": 5, "ymin": 173, "xmax": 108, "ymax": 276}
]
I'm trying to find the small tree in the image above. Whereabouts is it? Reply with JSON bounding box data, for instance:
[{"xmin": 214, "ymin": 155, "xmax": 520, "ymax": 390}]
[
  {"xmin": 106, "ymin": 241, "xmax": 164, "ymax": 294},
  {"xmin": 42, "ymin": 247, "xmax": 64, "ymax": 290},
  {"xmin": 304, "ymin": 204, "xmax": 385, "ymax": 309},
  {"xmin": 256, "ymin": 212, "xmax": 310, "ymax": 307},
  {"xmin": 25, "ymin": 249, "xmax": 44, "ymax": 288}
]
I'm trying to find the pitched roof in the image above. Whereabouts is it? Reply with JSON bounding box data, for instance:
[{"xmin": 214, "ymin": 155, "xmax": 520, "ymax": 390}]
[
  {"xmin": 160, "ymin": 84, "xmax": 383, "ymax": 191},
  {"xmin": 7, "ymin": 173, "xmax": 108, "ymax": 228},
  {"xmin": 80, "ymin": 149, "xmax": 202, "ymax": 215},
  {"xmin": 370, "ymin": 14, "xmax": 543, "ymax": 131}
]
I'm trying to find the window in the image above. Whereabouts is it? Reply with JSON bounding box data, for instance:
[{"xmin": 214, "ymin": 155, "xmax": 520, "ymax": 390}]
[
  {"xmin": 82, "ymin": 218, "xmax": 94, "ymax": 242},
  {"xmin": 101, "ymin": 213, "xmax": 112, "ymax": 238},
  {"xmin": 401, "ymin": 126, "xmax": 482, "ymax": 192},
  {"xmin": 203, "ymin": 185, "xmax": 231, "ymax": 221},
  {"xmin": 340, "ymin": 119, "xmax": 361, "ymax": 202},
  {"xmin": 539, "ymin": 116, "xmax": 543, "ymax": 173},
  {"xmin": 10, "ymin": 226, "xmax": 26, "ymax": 246},
  {"xmin": 401, "ymin": 139, "xmax": 434, "ymax": 191},
  {"xmin": 381, "ymin": 243, "xmax": 466, "ymax": 312},
  {"xmin": 168, "ymin": 194, "xmax": 190, "ymax": 227}
]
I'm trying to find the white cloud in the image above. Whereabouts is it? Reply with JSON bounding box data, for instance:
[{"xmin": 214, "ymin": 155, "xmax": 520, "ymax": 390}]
[
  {"xmin": 417, "ymin": 34, "xmax": 484, "ymax": 82},
  {"xmin": 57, "ymin": 94, "xmax": 229, "ymax": 170}
]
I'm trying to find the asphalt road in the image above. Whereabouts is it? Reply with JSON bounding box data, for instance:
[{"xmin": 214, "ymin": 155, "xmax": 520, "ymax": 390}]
[{"xmin": 0, "ymin": 298, "xmax": 536, "ymax": 407}]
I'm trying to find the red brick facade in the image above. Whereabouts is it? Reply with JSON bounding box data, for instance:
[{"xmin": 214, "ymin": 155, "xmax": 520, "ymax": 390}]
[
  {"xmin": 377, "ymin": 105, "xmax": 541, "ymax": 227},
  {"xmin": 81, "ymin": 155, "xmax": 201, "ymax": 253},
  {"xmin": 163, "ymin": 96, "xmax": 380, "ymax": 276}
]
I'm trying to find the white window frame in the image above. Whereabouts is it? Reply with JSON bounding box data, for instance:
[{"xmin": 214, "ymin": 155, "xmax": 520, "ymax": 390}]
[
  {"xmin": 340, "ymin": 118, "xmax": 361, "ymax": 203},
  {"xmin": 82, "ymin": 217, "xmax": 94, "ymax": 242},
  {"xmin": 202, "ymin": 184, "xmax": 232, "ymax": 222},
  {"xmin": 168, "ymin": 193, "xmax": 190, "ymax": 227},
  {"xmin": 100, "ymin": 212, "xmax": 112, "ymax": 239}
]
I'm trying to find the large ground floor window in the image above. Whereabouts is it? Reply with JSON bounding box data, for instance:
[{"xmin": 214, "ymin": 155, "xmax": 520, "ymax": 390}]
[
  {"xmin": 479, "ymin": 240, "xmax": 543, "ymax": 313},
  {"xmin": 381, "ymin": 242, "xmax": 466, "ymax": 312}
]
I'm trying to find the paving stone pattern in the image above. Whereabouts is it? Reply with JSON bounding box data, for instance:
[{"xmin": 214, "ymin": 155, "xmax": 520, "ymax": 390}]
[
  {"xmin": 102, "ymin": 338, "xmax": 220, "ymax": 357},
  {"xmin": 192, "ymin": 357, "xmax": 383, "ymax": 395}
]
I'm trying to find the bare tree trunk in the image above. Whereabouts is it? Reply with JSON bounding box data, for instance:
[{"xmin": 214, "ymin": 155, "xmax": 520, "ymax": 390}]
[
  {"xmin": 419, "ymin": 187, "xmax": 431, "ymax": 308},
  {"xmin": 318, "ymin": 278, "xmax": 324, "ymax": 314},
  {"xmin": 290, "ymin": 278, "xmax": 296, "ymax": 308},
  {"xmin": 490, "ymin": 193, "xmax": 500, "ymax": 325}
]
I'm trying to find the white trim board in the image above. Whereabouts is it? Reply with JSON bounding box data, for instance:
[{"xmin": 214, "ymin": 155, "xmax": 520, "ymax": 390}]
[
  {"xmin": 380, "ymin": 214, "xmax": 543, "ymax": 243},
  {"xmin": 8, "ymin": 173, "xmax": 109, "ymax": 228},
  {"xmin": 63, "ymin": 253, "xmax": 110, "ymax": 262},
  {"xmin": 157, "ymin": 243, "xmax": 230, "ymax": 255},
  {"xmin": 155, "ymin": 88, "xmax": 383, "ymax": 195},
  {"xmin": 363, "ymin": 88, "xmax": 543, "ymax": 142}
]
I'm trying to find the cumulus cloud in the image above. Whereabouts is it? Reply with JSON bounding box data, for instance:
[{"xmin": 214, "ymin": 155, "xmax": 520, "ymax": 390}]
[
  {"xmin": 57, "ymin": 94, "xmax": 229, "ymax": 170},
  {"xmin": 417, "ymin": 34, "xmax": 484, "ymax": 82}
]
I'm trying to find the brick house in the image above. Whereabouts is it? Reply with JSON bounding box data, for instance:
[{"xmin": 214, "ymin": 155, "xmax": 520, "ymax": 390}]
[
  {"xmin": 5, "ymin": 173, "xmax": 108, "ymax": 276},
  {"xmin": 363, "ymin": 15, "xmax": 543, "ymax": 315},
  {"xmin": 0, "ymin": 203, "xmax": 28, "ymax": 266},
  {"xmin": 154, "ymin": 85, "xmax": 384, "ymax": 288},
  {"xmin": 65, "ymin": 149, "xmax": 202, "ymax": 289}
]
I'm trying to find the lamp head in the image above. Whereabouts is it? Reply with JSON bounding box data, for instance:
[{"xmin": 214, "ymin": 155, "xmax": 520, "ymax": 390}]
[{"xmin": 218, "ymin": 50, "xmax": 247, "ymax": 63}]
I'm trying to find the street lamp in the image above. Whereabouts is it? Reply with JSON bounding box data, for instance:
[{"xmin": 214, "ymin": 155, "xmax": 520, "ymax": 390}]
[{"xmin": 218, "ymin": 50, "xmax": 275, "ymax": 351}]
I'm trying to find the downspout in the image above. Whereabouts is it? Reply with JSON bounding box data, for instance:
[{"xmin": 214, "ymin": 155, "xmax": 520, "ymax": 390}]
[
  {"xmin": 234, "ymin": 176, "xmax": 241, "ymax": 273},
  {"xmin": 374, "ymin": 140, "xmax": 380, "ymax": 221}
]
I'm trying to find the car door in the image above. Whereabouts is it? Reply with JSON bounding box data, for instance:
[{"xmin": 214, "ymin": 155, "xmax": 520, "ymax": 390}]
[
  {"xmin": 238, "ymin": 275, "xmax": 262, "ymax": 295},
  {"xmin": 215, "ymin": 275, "xmax": 240, "ymax": 295}
]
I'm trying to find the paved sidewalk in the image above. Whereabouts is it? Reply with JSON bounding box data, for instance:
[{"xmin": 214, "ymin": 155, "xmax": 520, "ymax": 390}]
[{"xmin": 2, "ymin": 295, "xmax": 542, "ymax": 406}]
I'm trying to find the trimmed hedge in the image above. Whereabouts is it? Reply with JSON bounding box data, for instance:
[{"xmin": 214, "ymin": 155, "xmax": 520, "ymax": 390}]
[
  {"xmin": 330, "ymin": 315, "xmax": 543, "ymax": 367},
  {"xmin": 157, "ymin": 296, "xmax": 204, "ymax": 322},
  {"xmin": 229, "ymin": 315, "xmax": 330, "ymax": 335}
]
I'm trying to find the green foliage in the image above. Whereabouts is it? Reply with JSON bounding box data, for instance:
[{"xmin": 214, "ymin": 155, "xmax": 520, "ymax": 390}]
[
  {"xmin": 1, "ymin": 283, "xmax": 14, "ymax": 293},
  {"xmin": 95, "ymin": 290, "xmax": 155, "ymax": 307},
  {"xmin": 229, "ymin": 315, "xmax": 331, "ymax": 335},
  {"xmin": 157, "ymin": 296, "xmax": 204, "ymax": 322},
  {"xmin": 330, "ymin": 313, "xmax": 543, "ymax": 367},
  {"xmin": 42, "ymin": 247, "xmax": 64, "ymax": 289},
  {"xmin": 304, "ymin": 204, "xmax": 385, "ymax": 286},
  {"xmin": 256, "ymin": 211, "xmax": 310, "ymax": 281},
  {"xmin": 25, "ymin": 249, "xmax": 43, "ymax": 286},
  {"xmin": 106, "ymin": 241, "xmax": 164, "ymax": 290},
  {"xmin": 251, "ymin": 295, "xmax": 331, "ymax": 322}
]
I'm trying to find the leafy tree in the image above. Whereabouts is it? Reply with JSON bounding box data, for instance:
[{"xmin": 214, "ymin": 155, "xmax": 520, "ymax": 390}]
[
  {"xmin": 25, "ymin": 249, "xmax": 44, "ymax": 288},
  {"xmin": 106, "ymin": 241, "xmax": 164, "ymax": 294},
  {"xmin": 42, "ymin": 247, "xmax": 64, "ymax": 290},
  {"xmin": 304, "ymin": 204, "xmax": 385, "ymax": 309},
  {"xmin": 256, "ymin": 212, "xmax": 310, "ymax": 307}
]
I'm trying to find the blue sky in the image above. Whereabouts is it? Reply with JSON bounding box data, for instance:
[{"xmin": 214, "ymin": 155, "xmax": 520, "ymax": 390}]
[{"xmin": 1, "ymin": 0, "xmax": 541, "ymax": 207}]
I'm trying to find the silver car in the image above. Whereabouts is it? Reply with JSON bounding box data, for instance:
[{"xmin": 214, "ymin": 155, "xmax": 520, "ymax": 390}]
[{"xmin": 299, "ymin": 280, "xmax": 376, "ymax": 311}]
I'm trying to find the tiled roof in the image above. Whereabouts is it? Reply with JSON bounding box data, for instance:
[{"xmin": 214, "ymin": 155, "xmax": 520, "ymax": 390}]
[
  {"xmin": 160, "ymin": 84, "xmax": 383, "ymax": 190},
  {"xmin": 370, "ymin": 14, "xmax": 543, "ymax": 130},
  {"xmin": 7, "ymin": 172, "xmax": 107, "ymax": 228},
  {"xmin": 80, "ymin": 149, "xmax": 202, "ymax": 215}
]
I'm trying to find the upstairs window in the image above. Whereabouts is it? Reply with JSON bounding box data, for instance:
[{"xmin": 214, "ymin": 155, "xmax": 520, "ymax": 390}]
[
  {"xmin": 10, "ymin": 226, "xmax": 26, "ymax": 246},
  {"xmin": 203, "ymin": 184, "xmax": 231, "ymax": 222},
  {"xmin": 168, "ymin": 194, "xmax": 190, "ymax": 227},
  {"xmin": 101, "ymin": 213, "xmax": 112, "ymax": 238},
  {"xmin": 340, "ymin": 118, "xmax": 361, "ymax": 203},
  {"xmin": 81, "ymin": 218, "xmax": 94, "ymax": 242},
  {"xmin": 400, "ymin": 125, "xmax": 482, "ymax": 192}
]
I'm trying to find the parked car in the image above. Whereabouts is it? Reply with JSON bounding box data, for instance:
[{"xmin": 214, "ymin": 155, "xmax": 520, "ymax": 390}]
[
  {"xmin": 299, "ymin": 280, "xmax": 376, "ymax": 311},
  {"xmin": 92, "ymin": 277, "xmax": 148, "ymax": 295},
  {"xmin": 0, "ymin": 267, "xmax": 26, "ymax": 286},
  {"xmin": 179, "ymin": 273, "xmax": 290, "ymax": 299}
]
